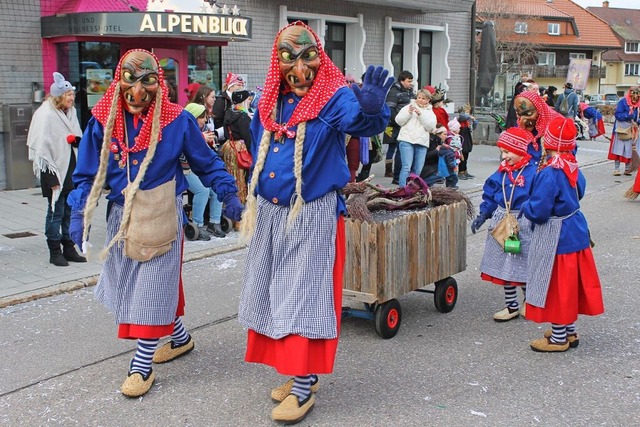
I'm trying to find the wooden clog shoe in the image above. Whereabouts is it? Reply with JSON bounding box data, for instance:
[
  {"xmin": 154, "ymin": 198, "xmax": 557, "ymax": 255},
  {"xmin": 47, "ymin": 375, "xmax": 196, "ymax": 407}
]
[
  {"xmin": 530, "ymin": 336, "xmax": 570, "ymax": 352},
  {"xmin": 271, "ymin": 394, "xmax": 315, "ymax": 424},
  {"xmin": 271, "ymin": 377, "xmax": 320, "ymax": 402},
  {"xmin": 152, "ymin": 335, "xmax": 194, "ymax": 364},
  {"xmin": 121, "ymin": 369, "xmax": 156, "ymax": 397}
]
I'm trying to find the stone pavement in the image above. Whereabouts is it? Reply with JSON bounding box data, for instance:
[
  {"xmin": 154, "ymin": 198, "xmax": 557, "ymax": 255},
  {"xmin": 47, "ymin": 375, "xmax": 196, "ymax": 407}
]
[{"xmin": 0, "ymin": 129, "xmax": 613, "ymax": 308}]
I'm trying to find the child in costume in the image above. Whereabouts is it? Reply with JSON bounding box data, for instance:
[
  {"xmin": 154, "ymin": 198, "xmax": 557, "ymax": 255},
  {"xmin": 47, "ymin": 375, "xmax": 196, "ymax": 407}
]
[
  {"xmin": 67, "ymin": 49, "xmax": 243, "ymax": 397},
  {"xmin": 236, "ymin": 21, "xmax": 392, "ymax": 424},
  {"xmin": 521, "ymin": 116, "xmax": 604, "ymax": 352},
  {"xmin": 471, "ymin": 128, "xmax": 537, "ymax": 321}
]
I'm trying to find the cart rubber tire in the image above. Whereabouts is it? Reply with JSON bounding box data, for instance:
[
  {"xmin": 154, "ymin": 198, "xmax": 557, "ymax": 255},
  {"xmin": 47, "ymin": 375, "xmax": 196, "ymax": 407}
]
[
  {"xmin": 184, "ymin": 222, "xmax": 199, "ymax": 241},
  {"xmin": 220, "ymin": 216, "xmax": 233, "ymax": 234},
  {"xmin": 434, "ymin": 277, "xmax": 458, "ymax": 313},
  {"xmin": 374, "ymin": 299, "xmax": 402, "ymax": 339}
]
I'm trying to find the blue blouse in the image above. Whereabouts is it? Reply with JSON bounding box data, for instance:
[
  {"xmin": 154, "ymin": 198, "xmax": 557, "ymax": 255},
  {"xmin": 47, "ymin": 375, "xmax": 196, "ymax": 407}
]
[
  {"xmin": 479, "ymin": 162, "xmax": 537, "ymax": 216},
  {"xmin": 71, "ymin": 111, "xmax": 237, "ymax": 210},
  {"xmin": 249, "ymin": 87, "xmax": 390, "ymax": 215},
  {"xmin": 521, "ymin": 167, "xmax": 590, "ymax": 254}
]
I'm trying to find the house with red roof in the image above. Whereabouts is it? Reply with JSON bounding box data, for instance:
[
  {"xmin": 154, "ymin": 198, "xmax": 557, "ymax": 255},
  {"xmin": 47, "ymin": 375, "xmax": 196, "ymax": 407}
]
[
  {"xmin": 476, "ymin": 0, "xmax": 621, "ymax": 104},
  {"xmin": 587, "ymin": 1, "xmax": 640, "ymax": 96}
]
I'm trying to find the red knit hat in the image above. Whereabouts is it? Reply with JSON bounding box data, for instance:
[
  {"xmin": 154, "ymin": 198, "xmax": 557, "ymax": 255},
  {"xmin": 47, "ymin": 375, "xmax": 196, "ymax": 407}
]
[
  {"xmin": 225, "ymin": 73, "xmax": 244, "ymax": 90},
  {"xmin": 497, "ymin": 127, "xmax": 533, "ymax": 157},
  {"xmin": 543, "ymin": 116, "xmax": 577, "ymax": 152},
  {"xmin": 424, "ymin": 85, "xmax": 436, "ymax": 95}
]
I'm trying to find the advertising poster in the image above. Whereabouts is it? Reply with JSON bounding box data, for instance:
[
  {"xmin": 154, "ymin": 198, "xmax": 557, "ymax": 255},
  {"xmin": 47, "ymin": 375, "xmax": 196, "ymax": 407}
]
[{"xmin": 86, "ymin": 69, "xmax": 113, "ymax": 108}]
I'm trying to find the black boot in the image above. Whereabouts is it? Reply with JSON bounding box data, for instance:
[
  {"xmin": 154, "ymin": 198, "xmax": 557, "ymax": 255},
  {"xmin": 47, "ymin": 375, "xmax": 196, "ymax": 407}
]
[
  {"xmin": 47, "ymin": 239, "xmax": 69, "ymax": 267},
  {"xmin": 384, "ymin": 160, "xmax": 393, "ymax": 177},
  {"xmin": 207, "ymin": 222, "xmax": 227, "ymax": 238},
  {"xmin": 62, "ymin": 240, "xmax": 87, "ymax": 262}
]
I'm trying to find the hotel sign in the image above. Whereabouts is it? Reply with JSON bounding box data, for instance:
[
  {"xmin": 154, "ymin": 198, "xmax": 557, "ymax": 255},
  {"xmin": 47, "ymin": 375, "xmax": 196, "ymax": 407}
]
[{"xmin": 41, "ymin": 12, "xmax": 252, "ymax": 41}]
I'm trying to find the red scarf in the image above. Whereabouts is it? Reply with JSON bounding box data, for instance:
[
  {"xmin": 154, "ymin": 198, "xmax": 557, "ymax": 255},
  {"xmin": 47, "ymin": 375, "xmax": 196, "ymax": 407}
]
[
  {"xmin": 258, "ymin": 21, "xmax": 346, "ymax": 140},
  {"xmin": 544, "ymin": 153, "xmax": 579, "ymax": 188},
  {"xmin": 624, "ymin": 90, "xmax": 640, "ymax": 113},
  {"xmin": 498, "ymin": 155, "xmax": 531, "ymax": 187},
  {"xmin": 91, "ymin": 49, "xmax": 182, "ymax": 162}
]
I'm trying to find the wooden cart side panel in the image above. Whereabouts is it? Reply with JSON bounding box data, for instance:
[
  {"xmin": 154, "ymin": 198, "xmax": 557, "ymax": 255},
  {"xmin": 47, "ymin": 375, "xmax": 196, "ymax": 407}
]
[{"xmin": 343, "ymin": 201, "xmax": 467, "ymax": 303}]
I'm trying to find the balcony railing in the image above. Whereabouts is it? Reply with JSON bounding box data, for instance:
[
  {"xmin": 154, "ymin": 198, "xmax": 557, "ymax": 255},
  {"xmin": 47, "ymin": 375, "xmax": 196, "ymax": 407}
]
[{"xmin": 499, "ymin": 64, "xmax": 606, "ymax": 79}]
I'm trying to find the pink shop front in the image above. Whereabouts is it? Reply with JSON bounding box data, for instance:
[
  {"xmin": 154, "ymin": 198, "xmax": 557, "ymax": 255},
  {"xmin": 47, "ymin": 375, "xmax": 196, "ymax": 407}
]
[{"xmin": 40, "ymin": 0, "xmax": 252, "ymax": 127}]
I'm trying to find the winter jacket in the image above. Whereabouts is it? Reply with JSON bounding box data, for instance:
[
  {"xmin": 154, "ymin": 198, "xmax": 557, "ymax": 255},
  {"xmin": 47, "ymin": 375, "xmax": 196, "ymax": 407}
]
[
  {"xmin": 395, "ymin": 100, "xmax": 437, "ymax": 146},
  {"xmin": 385, "ymin": 82, "xmax": 415, "ymax": 129}
]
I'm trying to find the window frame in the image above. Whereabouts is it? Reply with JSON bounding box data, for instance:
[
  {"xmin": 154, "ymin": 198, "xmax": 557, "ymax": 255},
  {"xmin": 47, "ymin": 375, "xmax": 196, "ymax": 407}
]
[
  {"xmin": 537, "ymin": 51, "xmax": 556, "ymax": 66},
  {"xmin": 624, "ymin": 63, "xmax": 640, "ymax": 76},
  {"xmin": 624, "ymin": 42, "xmax": 639, "ymax": 54},
  {"xmin": 569, "ymin": 53, "xmax": 586, "ymax": 60},
  {"xmin": 547, "ymin": 23, "xmax": 560, "ymax": 36},
  {"xmin": 514, "ymin": 21, "xmax": 528, "ymax": 34}
]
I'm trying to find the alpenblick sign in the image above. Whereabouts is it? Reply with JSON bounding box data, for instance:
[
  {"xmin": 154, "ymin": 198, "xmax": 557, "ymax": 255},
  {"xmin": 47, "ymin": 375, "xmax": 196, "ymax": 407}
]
[{"xmin": 41, "ymin": 12, "xmax": 252, "ymax": 42}]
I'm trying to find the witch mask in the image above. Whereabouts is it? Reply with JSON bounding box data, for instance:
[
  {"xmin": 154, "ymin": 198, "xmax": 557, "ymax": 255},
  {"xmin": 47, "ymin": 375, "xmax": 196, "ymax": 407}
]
[
  {"xmin": 277, "ymin": 26, "xmax": 321, "ymax": 97},
  {"xmin": 119, "ymin": 50, "xmax": 160, "ymax": 115}
]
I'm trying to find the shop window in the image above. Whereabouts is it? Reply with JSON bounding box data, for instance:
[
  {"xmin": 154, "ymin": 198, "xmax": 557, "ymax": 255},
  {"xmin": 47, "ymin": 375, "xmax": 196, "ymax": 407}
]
[
  {"xmin": 187, "ymin": 46, "xmax": 222, "ymax": 94},
  {"xmin": 56, "ymin": 42, "xmax": 120, "ymax": 127}
]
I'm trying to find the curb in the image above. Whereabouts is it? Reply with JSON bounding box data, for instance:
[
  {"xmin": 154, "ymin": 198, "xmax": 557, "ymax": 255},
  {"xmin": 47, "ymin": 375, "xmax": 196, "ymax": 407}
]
[{"xmin": 0, "ymin": 242, "xmax": 247, "ymax": 309}]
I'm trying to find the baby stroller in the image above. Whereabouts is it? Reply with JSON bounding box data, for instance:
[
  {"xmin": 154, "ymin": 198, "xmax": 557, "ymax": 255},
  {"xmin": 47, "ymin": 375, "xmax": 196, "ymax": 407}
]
[{"xmin": 182, "ymin": 190, "xmax": 233, "ymax": 241}]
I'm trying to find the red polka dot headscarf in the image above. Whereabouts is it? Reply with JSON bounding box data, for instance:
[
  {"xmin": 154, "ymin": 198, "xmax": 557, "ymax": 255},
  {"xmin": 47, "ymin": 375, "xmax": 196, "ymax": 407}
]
[
  {"xmin": 91, "ymin": 49, "xmax": 182, "ymax": 152},
  {"xmin": 258, "ymin": 21, "xmax": 347, "ymax": 140},
  {"xmin": 514, "ymin": 90, "xmax": 562, "ymax": 144}
]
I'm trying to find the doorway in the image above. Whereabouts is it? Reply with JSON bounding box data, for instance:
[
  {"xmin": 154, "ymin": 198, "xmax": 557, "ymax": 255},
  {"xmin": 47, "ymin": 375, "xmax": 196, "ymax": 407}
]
[{"xmin": 153, "ymin": 48, "xmax": 188, "ymax": 105}]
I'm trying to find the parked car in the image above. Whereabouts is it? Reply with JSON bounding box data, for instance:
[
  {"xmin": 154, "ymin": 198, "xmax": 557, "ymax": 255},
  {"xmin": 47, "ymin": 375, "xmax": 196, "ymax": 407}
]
[{"xmin": 588, "ymin": 93, "xmax": 619, "ymax": 107}]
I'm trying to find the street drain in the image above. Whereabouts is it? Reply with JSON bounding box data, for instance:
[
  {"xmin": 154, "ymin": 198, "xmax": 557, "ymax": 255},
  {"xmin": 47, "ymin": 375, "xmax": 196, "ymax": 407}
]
[{"xmin": 3, "ymin": 232, "xmax": 37, "ymax": 239}]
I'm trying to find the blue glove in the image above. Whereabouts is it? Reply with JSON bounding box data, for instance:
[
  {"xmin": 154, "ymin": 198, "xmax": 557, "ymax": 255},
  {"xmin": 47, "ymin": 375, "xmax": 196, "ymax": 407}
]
[
  {"xmin": 69, "ymin": 210, "xmax": 85, "ymax": 249},
  {"xmin": 471, "ymin": 212, "xmax": 489, "ymax": 234},
  {"xmin": 223, "ymin": 193, "xmax": 244, "ymax": 222},
  {"xmin": 351, "ymin": 65, "xmax": 395, "ymax": 115}
]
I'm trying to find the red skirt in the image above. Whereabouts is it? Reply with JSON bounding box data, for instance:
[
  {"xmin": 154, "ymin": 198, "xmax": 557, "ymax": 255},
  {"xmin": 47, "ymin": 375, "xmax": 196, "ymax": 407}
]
[
  {"xmin": 244, "ymin": 216, "xmax": 345, "ymax": 376},
  {"xmin": 634, "ymin": 171, "xmax": 640, "ymax": 193},
  {"xmin": 480, "ymin": 273, "xmax": 525, "ymax": 287},
  {"xmin": 526, "ymin": 249, "xmax": 604, "ymax": 325},
  {"xmin": 117, "ymin": 239, "xmax": 186, "ymax": 340}
]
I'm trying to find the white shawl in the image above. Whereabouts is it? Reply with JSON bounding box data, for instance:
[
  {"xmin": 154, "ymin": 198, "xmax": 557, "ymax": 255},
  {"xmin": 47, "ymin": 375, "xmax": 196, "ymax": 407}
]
[{"xmin": 27, "ymin": 98, "xmax": 82, "ymax": 206}]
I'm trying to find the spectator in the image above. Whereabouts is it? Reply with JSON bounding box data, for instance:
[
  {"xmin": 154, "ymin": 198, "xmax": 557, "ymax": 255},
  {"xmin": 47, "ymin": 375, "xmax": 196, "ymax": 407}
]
[
  {"xmin": 555, "ymin": 82, "xmax": 579, "ymax": 118},
  {"xmin": 394, "ymin": 88, "xmax": 437, "ymax": 186},
  {"xmin": 384, "ymin": 70, "xmax": 415, "ymax": 183},
  {"xmin": 457, "ymin": 106, "xmax": 477, "ymax": 179},
  {"xmin": 433, "ymin": 125, "xmax": 458, "ymax": 189},
  {"xmin": 26, "ymin": 72, "xmax": 86, "ymax": 267}
]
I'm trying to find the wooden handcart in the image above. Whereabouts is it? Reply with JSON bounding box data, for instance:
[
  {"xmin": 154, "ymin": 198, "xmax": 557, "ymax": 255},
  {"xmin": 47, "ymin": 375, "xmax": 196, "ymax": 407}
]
[{"xmin": 342, "ymin": 200, "xmax": 467, "ymax": 338}]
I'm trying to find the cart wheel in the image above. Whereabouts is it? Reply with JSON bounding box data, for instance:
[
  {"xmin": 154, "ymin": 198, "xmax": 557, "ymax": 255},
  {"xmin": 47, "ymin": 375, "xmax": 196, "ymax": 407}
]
[
  {"xmin": 184, "ymin": 222, "xmax": 199, "ymax": 241},
  {"xmin": 434, "ymin": 277, "xmax": 458, "ymax": 313},
  {"xmin": 374, "ymin": 299, "xmax": 402, "ymax": 339},
  {"xmin": 220, "ymin": 216, "xmax": 232, "ymax": 233}
]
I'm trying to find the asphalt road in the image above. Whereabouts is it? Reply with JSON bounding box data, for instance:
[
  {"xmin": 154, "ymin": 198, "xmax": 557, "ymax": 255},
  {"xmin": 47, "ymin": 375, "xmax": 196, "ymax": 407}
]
[{"xmin": 1, "ymin": 159, "xmax": 639, "ymax": 426}]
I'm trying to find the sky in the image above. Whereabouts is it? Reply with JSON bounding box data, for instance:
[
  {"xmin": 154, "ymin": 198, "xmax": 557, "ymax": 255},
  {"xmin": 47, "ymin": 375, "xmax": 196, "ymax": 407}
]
[{"xmin": 572, "ymin": 0, "xmax": 639, "ymax": 9}]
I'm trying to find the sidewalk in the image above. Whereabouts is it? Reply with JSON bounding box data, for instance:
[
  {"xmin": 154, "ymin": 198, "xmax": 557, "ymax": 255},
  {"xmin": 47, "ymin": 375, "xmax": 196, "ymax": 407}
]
[{"xmin": 0, "ymin": 131, "xmax": 612, "ymax": 308}]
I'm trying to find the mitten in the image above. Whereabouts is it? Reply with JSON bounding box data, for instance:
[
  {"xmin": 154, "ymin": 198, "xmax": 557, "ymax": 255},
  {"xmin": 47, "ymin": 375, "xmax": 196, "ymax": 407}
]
[
  {"xmin": 69, "ymin": 210, "xmax": 85, "ymax": 249},
  {"xmin": 471, "ymin": 212, "xmax": 489, "ymax": 234},
  {"xmin": 223, "ymin": 193, "xmax": 244, "ymax": 222},
  {"xmin": 351, "ymin": 65, "xmax": 395, "ymax": 115}
]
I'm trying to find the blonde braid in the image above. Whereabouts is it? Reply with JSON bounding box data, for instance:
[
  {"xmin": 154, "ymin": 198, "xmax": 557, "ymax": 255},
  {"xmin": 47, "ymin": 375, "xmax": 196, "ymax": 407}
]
[
  {"xmin": 286, "ymin": 121, "xmax": 306, "ymax": 228},
  {"xmin": 240, "ymin": 117, "xmax": 273, "ymax": 240},
  {"xmin": 82, "ymin": 84, "xmax": 122, "ymax": 256},
  {"xmin": 101, "ymin": 87, "xmax": 164, "ymax": 258},
  {"xmin": 537, "ymin": 143, "xmax": 548, "ymax": 172}
]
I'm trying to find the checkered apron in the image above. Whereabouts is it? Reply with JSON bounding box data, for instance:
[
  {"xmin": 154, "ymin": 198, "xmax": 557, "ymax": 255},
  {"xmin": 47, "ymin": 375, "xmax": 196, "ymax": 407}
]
[
  {"xmin": 94, "ymin": 196, "xmax": 184, "ymax": 326},
  {"xmin": 526, "ymin": 211, "xmax": 577, "ymax": 308},
  {"xmin": 479, "ymin": 206, "xmax": 533, "ymax": 284},
  {"xmin": 238, "ymin": 192, "xmax": 338, "ymax": 340}
]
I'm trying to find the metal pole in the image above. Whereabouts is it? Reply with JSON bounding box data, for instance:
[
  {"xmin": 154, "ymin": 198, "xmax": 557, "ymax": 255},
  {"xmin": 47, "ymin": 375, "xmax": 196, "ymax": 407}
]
[{"xmin": 469, "ymin": 1, "xmax": 477, "ymax": 113}]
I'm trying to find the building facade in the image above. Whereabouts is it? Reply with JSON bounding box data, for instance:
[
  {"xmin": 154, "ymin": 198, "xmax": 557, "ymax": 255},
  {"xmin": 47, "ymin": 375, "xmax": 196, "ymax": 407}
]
[{"xmin": 0, "ymin": 0, "xmax": 475, "ymax": 190}]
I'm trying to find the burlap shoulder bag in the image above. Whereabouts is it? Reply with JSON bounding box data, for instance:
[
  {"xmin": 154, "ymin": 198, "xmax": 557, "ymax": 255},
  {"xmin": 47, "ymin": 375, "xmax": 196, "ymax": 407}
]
[
  {"xmin": 615, "ymin": 121, "xmax": 634, "ymax": 141},
  {"xmin": 122, "ymin": 179, "xmax": 177, "ymax": 262},
  {"xmin": 491, "ymin": 171, "xmax": 522, "ymax": 249}
]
